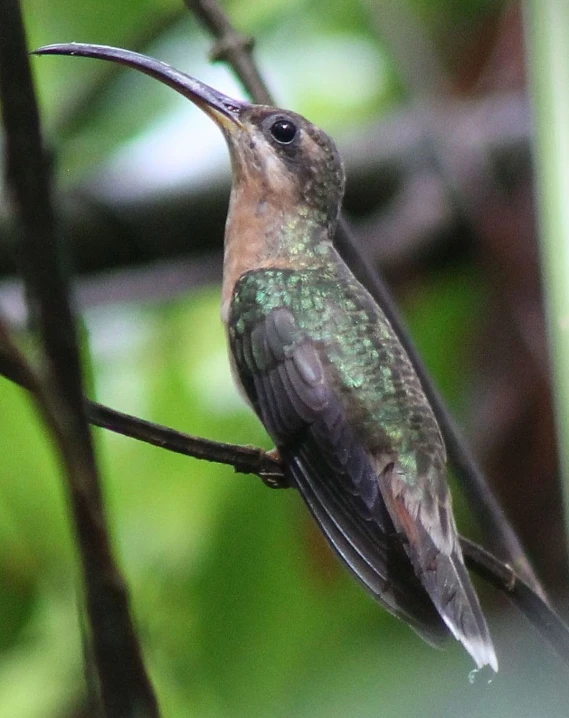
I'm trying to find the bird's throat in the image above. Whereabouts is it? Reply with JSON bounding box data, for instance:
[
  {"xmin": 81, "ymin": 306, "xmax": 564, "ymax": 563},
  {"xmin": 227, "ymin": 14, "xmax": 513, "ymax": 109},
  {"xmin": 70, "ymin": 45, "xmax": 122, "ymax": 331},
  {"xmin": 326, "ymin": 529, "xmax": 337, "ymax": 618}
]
[{"xmin": 220, "ymin": 182, "xmax": 334, "ymax": 323}]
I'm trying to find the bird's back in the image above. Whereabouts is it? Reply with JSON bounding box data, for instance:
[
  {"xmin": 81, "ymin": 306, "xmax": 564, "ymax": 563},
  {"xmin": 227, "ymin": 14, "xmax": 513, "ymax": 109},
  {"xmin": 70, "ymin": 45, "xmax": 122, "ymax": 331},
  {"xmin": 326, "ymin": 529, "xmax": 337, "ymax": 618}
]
[{"xmin": 231, "ymin": 258, "xmax": 444, "ymax": 464}]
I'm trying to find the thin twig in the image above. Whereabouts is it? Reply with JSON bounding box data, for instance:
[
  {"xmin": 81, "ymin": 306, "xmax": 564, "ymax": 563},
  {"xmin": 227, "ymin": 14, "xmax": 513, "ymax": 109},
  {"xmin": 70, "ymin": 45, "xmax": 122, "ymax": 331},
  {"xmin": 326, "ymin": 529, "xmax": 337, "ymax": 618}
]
[
  {"xmin": 462, "ymin": 538, "xmax": 569, "ymax": 666},
  {"xmin": 183, "ymin": 0, "xmax": 273, "ymax": 104},
  {"xmin": 0, "ymin": 2, "xmax": 159, "ymax": 715},
  {"xmin": 90, "ymin": 400, "xmax": 287, "ymax": 487},
  {"xmin": 185, "ymin": 0, "xmax": 546, "ymax": 599},
  {"xmin": 0, "ymin": 341, "xmax": 285, "ymax": 487}
]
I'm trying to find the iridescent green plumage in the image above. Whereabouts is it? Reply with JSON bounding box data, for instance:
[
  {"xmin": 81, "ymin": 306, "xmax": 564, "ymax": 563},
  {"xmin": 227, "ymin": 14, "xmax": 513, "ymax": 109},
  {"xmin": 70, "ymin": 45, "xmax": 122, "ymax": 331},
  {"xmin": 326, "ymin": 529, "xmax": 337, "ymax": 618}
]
[{"xmin": 230, "ymin": 260, "xmax": 443, "ymax": 464}]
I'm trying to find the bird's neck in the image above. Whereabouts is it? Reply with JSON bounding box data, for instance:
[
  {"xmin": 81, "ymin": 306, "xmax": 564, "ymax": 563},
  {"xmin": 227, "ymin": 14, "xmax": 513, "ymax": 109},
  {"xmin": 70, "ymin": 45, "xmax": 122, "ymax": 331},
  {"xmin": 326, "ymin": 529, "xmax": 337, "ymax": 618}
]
[{"xmin": 220, "ymin": 184, "xmax": 338, "ymax": 322}]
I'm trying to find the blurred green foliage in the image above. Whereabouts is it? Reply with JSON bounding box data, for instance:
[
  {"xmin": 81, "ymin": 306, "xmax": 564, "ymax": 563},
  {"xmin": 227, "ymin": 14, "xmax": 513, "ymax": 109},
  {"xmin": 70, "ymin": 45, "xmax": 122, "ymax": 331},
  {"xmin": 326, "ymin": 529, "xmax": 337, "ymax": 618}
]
[
  {"xmin": 2, "ymin": 285, "xmax": 568, "ymax": 717},
  {"xmin": 2, "ymin": 0, "xmax": 569, "ymax": 716}
]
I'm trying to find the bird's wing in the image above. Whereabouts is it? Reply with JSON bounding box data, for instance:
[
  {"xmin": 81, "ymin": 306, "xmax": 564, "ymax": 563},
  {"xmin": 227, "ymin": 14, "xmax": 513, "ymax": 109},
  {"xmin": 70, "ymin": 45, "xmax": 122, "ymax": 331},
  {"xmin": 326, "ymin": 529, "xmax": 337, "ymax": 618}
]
[
  {"xmin": 230, "ymin": 305, "xmax": 446, "ymax": 643},
  {"xmin": 378, "ymin": 463, "xmax": 498, "ymax": 671}
]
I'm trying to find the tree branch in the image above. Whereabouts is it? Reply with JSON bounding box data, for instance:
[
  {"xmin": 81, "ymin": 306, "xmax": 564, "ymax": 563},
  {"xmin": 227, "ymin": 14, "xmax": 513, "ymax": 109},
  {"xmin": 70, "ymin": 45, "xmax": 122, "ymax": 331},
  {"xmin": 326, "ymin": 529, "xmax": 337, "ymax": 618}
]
[
  {"xmin": 0, "ymin": 2, "xmax": 158, "ymax": 715},
  {"xmin": 184, "ymin": 0, "xmax": 273, "ymax": 104},
  {"xmin": 0, "ymin": 339, "xmax": 284, "ymax": 488}
]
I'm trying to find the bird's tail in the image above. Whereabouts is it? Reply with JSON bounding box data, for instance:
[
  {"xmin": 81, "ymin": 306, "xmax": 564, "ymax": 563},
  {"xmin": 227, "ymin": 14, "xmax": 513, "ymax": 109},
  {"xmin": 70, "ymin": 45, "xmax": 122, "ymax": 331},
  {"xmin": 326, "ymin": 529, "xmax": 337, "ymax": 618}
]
[
  {"xmin": 425, "ymin": 541, "xmax": 498, "ymax": 672},
  {"xmin": 381, "ymin": 473, "xmax": 498, "ymax": 672}
]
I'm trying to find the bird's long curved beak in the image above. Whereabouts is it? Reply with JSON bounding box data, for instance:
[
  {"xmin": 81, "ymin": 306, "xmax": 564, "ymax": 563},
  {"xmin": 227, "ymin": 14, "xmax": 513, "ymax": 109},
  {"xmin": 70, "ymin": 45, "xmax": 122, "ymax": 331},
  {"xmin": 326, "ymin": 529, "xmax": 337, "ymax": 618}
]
[{"xmin": 33, "ymin": 43, "xmax": 245, "ymax": 131}]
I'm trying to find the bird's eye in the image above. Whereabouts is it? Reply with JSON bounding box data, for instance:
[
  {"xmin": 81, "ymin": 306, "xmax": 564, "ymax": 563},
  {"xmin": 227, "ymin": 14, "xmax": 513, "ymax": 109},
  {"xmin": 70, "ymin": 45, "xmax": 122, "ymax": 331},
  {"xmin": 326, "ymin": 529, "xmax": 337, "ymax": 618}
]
[{"xmin": 269, "ymin": 119, "xmax": 297, "ymax": 144}]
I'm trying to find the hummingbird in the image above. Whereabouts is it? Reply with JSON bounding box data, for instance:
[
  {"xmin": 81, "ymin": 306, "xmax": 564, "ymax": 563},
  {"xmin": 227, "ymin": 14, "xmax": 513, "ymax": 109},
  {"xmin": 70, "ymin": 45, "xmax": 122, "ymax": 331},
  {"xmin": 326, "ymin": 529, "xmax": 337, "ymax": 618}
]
[{"xmin": 35, "ymin": 42, "xmax": 497, "ymax": 671}]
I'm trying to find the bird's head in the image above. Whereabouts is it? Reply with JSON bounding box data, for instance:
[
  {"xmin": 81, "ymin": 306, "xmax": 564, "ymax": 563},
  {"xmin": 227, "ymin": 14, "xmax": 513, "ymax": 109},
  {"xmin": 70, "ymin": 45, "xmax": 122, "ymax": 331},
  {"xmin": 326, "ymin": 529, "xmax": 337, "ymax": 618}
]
[{"xmin": 34, "ymin": 43, "xmax": 345, "ymax": 234}]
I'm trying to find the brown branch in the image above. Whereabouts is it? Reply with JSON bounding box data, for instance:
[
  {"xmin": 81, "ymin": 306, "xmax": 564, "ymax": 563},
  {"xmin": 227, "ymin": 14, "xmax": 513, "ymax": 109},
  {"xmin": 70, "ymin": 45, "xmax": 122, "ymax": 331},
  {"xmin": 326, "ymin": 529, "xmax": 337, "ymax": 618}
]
[
  {"xmin": 462, "ymin": 538, "xmax": 569, "ymax": 667},
  {"xmin": 183, "ymin": 0, "xmax": 273, "ymax": 104},
  {"xmin": 0, "ymin": 340, "xmax": 284, "ymax": 488},
  {"xmin": 0, "ymin": 342, "xmax": 568, "ymax": 667},
  {"xmin": 89, "ymin": 400, "xmax": 287, "ymax": 488},
  {"xmin": 0, "ymin": 3, "xmax": 159, "ymax": 716},
  {"xmin": 184, "ymin": 0, "xmax": 546, "ymax": 600}
]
